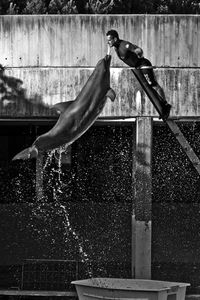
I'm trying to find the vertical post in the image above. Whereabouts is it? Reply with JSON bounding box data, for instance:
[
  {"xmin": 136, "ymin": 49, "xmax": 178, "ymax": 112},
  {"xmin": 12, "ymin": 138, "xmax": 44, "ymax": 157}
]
[
  {"xmin": 21, "ymin": 262, "xmax": 24, "ymax": 289},
  {"xmin": 132, "ymin": 117, "xmax": 152, "ymax": 279},
  {"xmin": 36, "ymin": 152, "xmax": 44, "ymax": 201}
]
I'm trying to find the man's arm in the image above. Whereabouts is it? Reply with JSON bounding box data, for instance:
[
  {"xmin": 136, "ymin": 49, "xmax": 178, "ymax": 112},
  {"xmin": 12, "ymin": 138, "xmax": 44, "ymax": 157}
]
[
  {"xmin": 107, "ymin": 44, "xmax": 111, "ymax": 55},
  {"xmin": 125, "ymin": 42, "xmax": 143, "ymax": 58}
]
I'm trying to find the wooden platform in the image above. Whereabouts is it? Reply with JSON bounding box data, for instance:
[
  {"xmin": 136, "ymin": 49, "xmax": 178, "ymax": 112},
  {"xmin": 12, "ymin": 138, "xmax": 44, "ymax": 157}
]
[{"xmin": 0, "ymin": 290, "xmax": 77, "ymax": 297}]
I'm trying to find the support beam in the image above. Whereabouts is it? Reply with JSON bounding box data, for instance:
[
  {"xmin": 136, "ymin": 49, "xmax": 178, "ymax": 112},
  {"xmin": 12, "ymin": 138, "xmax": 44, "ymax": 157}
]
[
  {"xmin": 166, "ymin": 120, "xmax": 200, "ymax": 175},
  {"xmin": 132, "ymin": 117, "xmax": 152, "ymax": 279}
]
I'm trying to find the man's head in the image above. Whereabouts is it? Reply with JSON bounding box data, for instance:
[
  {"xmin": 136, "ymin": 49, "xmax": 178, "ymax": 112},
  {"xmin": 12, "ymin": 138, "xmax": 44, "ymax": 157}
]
[{"xmin": 106, "ymin": 30, "xmax": 119, "ymax": 47}]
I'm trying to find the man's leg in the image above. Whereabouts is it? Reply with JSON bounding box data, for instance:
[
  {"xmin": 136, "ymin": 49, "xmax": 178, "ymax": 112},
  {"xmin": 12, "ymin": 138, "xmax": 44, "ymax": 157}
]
[
  {"xmin": 152, "ymin": 84, "xmax": 171, "ymax": 120},
  {"xmin": 141, "ymin": 69, "xmax": 171, "ymax": 120},
  {"xmin": 152, "ymin": 83, "xmax": 167, "ymax": 103}
]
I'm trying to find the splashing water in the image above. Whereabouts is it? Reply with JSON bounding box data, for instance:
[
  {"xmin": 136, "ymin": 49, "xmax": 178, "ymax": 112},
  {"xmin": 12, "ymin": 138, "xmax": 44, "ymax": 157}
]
[
  {"xmin": 43, "ymin": 146, "xmax": 93, "ymax": 277},
  {"xmin": 1, "ymin": 125, "xmax": 133, "ymax": 279},
  {"xmin": 58, "ymin": 201, "xmax": 93, "ymax": 277}
]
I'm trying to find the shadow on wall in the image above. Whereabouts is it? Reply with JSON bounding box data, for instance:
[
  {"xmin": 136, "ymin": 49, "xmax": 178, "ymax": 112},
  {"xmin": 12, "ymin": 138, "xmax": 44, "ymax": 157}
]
[{"xmin": 0, "ymin": 64, "xmax": 54, "ymax": 117}]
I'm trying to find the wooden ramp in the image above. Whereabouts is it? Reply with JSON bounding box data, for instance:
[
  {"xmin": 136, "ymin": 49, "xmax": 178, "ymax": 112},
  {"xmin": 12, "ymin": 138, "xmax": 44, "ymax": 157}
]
[
  {"xmin": 132, "ymin": 68, "xmax": 200, "ymax": 175},
  {"xmin": 166, "ymin": 119, "xmax": 200, "ymax": 175}
]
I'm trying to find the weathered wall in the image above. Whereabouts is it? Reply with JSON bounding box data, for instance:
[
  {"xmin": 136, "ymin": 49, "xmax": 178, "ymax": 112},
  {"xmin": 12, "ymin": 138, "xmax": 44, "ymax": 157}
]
[{"xmin": 0, "ymin": 15, "xmax": 199, "ymax": 118}]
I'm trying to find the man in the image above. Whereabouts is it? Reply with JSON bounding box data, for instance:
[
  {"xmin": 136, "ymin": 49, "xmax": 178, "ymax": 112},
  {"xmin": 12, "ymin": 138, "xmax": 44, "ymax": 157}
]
[{"xmin": 106, "ymin": 29, "xmax": 171, "ymax": 120}]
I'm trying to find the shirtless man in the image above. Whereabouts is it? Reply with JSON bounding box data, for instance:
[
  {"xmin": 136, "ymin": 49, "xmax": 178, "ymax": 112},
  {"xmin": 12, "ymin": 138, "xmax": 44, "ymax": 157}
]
[{"xmin": 106, "ymin": 29, "xmax": 171, "ymax": 120}]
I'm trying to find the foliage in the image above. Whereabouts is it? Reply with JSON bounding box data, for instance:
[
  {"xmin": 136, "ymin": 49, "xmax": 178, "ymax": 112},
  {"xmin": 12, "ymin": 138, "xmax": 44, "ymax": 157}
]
[
  {"xmin": 0, "ymin": 0, "xmax": 199, "ymax": 14},
  {"xmin": 48, "ymin": 0, "xmax": 78, "ymax": 14},
  {"xmin": 154, "ymin": 0, "xmax": 200, "ymax": 13},
  {"xmin": 22, "ymin": 0, "xmax": 47, "ymax": 14},
  {"xmin": 0, "ymin": 0, "xmax": 10, "ymax": 14}
]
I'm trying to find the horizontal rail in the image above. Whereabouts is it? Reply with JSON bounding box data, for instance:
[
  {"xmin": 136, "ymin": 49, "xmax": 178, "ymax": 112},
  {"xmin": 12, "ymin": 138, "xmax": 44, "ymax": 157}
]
[
  {"xmin": 83, "ymin": 293, "xmax": 142, "ymax": 300},
  {"xmin": 0, "ymin": 290, "xmax": 77, "ymax": 297}
]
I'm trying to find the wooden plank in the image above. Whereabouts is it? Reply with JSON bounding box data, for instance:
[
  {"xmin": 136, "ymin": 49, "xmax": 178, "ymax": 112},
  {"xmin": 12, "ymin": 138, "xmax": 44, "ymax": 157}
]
[
  {"xmin": 1, "ymin": 67, "xmax": 200, "ymax": 118},
  {"xmin": 0, "ymin": 290, "xmax": 77, "ymax": 297},
  {"xmin": 0, "ymin": 15, "xmax": 199, "ymax": 68},
  {"xmin": 166, "ymin": 119, "xmax": 200, "ymax": 175},
  {"xmin": 132, "ymin": 117, "xmax": 152, "ymax": 279}
]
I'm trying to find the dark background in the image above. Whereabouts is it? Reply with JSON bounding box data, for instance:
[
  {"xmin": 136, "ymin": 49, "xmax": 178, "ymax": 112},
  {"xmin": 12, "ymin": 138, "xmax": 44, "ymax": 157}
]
[{"xmin": 0, "ymin": 122, "xmax": 200, "ymax": 293}]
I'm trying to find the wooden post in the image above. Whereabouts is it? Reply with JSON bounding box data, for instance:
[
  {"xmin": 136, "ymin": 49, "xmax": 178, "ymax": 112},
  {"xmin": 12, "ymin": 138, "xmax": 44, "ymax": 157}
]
[{"xmin": 132, "ymin": 117, "xmax": 152, "ymax": 279}]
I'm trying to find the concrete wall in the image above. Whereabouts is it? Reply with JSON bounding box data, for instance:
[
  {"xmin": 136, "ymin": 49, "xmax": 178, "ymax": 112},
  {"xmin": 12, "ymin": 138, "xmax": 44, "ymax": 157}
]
[{"xmin": 0, "ymin": 15, "xmax": 199, "ymax": 118}]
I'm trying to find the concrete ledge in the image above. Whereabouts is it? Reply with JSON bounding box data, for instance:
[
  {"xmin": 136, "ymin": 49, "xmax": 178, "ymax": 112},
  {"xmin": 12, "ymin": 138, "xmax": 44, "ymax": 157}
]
[{"xmin": 186, "ymin": 295, "xmax": 200, "ymax": 300}]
